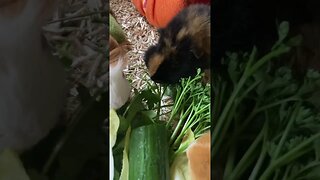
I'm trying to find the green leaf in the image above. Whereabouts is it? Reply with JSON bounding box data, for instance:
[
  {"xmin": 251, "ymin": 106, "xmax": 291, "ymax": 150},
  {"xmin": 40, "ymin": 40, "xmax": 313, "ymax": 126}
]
[
  {"xmin": 278, "ymin": 21, "xmax": 290, "ymax": 41},
  {"xmin": 141, "ymin": 110, "xmax": 157, "ymax": 120},
  {"xmin": 287, "ymin": 35, "xmax": 303, "ymax": 47},
  {"xmin": 110, "ymin": 14, "xmax": 127, "ymax": 43},
  {"xmin": 110, "ymin": 109, "xmax": 121, "ymax": 180},
  {"xmin": 165, "ymin": 85, "xmax": 178, "ymax": 98},
  {"xmin": 119, "ymin": 127, "xmax": 131, "ymax": 180},
  {"xmin": 131, "ymin": 111, "xmax": 154, "ymax": 129},
  {"xmin": 315, "ymin": 139, "xmax": 320, "ymax": 161},
  {"xmin": 175, "ymin": 129, "xmax": 195, "ymax": 155},
  {"xmin": 117, "ymin": 115, "xmax": 130, "ymax": 136},
  {"xmin": 123, "ymin": 94, "xmax": 145, "ymax": 123},
  {"xmin": 141, "ymin": 89, "xmax": 161, "ymax": 110},
  {"xmin": 0, "ymin": 149, "xmax": 30, "ymax": 180},
  {"xmin": 227, "ymin": 53, "xmax": 241, "ymax": 85},
  {"xmin": 211, "ymin": 20, "xmax": 320, "ymax": 179},
  {"xmin": 110, "ymin": 109, "xmax": 120, "ymax": 147},
  {"xmin": 298, "ymin": 165, "xmax": 320, "ymax": 180}
]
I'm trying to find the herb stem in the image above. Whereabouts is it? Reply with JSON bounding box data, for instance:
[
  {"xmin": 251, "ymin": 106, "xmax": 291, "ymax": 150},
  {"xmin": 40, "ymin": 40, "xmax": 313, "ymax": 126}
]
[
  {"xmin": 227, "ymin": 128, "xmax": 264, "ymax": 179},
  {"xmin": 273, "ymin": 103, "xmax": 301, "ymax": 160},
  {"xmin": 249, "ymin": 146, "xmax": 267, "ymax": 180},
  {"xmin": 169, "ymin": 102, "xmax": 194, "ymax": 145},
  {"xmin": 247, "ymin": 46, "xmax": 291, "ymax": 76},
  {"xmin": 238, "ymin": 96, "xmax": 300, "ymax": 134},
  {"xmin": 213, "ymin": 75, "xmax": 246, "ymax": 152},
  {"xmin": 259, "ymin": 132, "xmax": 320, "ymax": 180},
  {"xmin": 223, "ymin": 145, "xmax": 236, "ymax": 179},
  {"xmin": 213, "ymin": 102, "xmax": 237, "ymax": 156},
  {"xmin": 256, "ymin": 97, "xmax": 300, "ymax": 113},
  {"xmin": 213, "ymin": 45, "xmax": 290, "ymax": 157}
]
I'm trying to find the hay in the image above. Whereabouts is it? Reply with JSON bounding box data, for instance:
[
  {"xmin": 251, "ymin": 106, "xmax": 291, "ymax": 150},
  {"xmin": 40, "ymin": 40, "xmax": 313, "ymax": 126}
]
[{"xmin": 43, "ymin": 0, "xmax": 107, "ymax": 122}]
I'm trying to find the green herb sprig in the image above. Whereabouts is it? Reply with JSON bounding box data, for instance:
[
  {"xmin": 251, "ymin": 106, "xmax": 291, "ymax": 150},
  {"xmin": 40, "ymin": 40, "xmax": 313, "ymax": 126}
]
[{"xmin": 213, "ymin": 21, "xmax": 320, "ymax": 180}]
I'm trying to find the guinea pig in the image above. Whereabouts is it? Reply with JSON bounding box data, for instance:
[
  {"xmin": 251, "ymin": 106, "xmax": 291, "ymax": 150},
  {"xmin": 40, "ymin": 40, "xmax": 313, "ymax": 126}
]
[
  {"xmin": 109, "ymin": 35, "xmax": 132, "ymax": 109},
  {"xmin": 144, "ymin": 4, "xmax": 211, "ymax": 84},
  {"xmin": 186, "ymin": 131, "xmax": 211, "ymax": 180},
  {"xmin": 0, "ymin": 0, "xmax": 66, "ymax": 152}
]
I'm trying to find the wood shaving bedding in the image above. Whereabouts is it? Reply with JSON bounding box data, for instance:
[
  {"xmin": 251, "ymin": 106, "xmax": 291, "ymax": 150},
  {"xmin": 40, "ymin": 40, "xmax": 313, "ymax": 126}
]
[
  {"xmin": 111, "ymin": 0, "xmax": 174, "ymax": 121},
  {"xmin": 110, "ymin": 0, "xmax": 159, "ymax": 91}
]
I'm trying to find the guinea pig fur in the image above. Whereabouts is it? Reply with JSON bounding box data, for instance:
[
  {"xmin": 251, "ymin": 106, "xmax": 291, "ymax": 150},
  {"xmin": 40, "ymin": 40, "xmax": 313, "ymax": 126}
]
[
  {"xmin": 186, "ymin": 131, "xmax": 211, "ymax": 180},
  {"xmin": 144, "ymin": 4, "xmax": 211, "ymax": 84},
  {"xmin": 109, "ymin": 35, "xmax": 132, "ymax": 109},
  {"xmin": 0, "ymin": 0, "xmax": 66, "ymax": 152}
]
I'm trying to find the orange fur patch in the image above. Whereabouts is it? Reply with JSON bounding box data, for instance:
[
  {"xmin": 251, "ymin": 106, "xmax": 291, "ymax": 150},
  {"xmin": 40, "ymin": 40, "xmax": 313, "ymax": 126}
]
[
  {"xmin": 109, "ymin": 35, "xmax": 119, "ymax": 51},
  {"xmin": 186, "ymin": 131, "xmax": 211, "ymax": 180},
  {"xmin": 148, "ymin": 53, "xmax": 165, "ymax": 76},
  {"xmin": 109, "ymin": 35, "xmax": 131, "ymax": 68}
]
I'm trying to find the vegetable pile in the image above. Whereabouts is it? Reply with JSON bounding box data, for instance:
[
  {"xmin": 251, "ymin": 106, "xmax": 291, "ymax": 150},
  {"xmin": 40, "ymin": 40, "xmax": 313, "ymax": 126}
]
[
  {"xmin": 110, "ymin": 69, "xmax": 211, "ymax": 180},
  {"xmin": 212, "ymin": 21, "xmax": 320, "ymax": 180}
]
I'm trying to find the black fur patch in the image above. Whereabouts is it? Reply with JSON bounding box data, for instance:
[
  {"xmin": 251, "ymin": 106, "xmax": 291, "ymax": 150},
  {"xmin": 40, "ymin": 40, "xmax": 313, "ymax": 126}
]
[{"xmin": 144, "ymin": 4, "xmax": 211, "ymax": 84}]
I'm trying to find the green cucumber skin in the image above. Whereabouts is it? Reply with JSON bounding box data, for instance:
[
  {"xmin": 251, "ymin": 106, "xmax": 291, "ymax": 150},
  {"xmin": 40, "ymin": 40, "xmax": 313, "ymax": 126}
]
[{"xmin": 129, "ymin": 124, "xmax": 170, "ymax": 180}]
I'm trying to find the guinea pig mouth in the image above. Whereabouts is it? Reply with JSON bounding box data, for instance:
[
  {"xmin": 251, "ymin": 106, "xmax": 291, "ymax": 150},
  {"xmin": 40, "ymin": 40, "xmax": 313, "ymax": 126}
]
[{"xmin": 150, "ymin": 77, "xmax": 163, "ymax": 83}]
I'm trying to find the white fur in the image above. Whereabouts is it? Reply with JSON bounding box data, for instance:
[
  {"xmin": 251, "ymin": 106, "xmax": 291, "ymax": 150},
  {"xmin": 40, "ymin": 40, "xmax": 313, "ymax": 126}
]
[
  {"xmin": 0, "ymin": 0, "xmax": 65, "ymax": 152},
  {"xmin": 109, "ymin": 57, "xmax": 131, "ymax": 109}
]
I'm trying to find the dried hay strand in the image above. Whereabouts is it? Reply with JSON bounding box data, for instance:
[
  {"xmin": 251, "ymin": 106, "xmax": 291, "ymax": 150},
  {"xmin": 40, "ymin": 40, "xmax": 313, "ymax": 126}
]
[{"xmin": 43, "ymin": 0, "xmax": 107, "ymax": 122}]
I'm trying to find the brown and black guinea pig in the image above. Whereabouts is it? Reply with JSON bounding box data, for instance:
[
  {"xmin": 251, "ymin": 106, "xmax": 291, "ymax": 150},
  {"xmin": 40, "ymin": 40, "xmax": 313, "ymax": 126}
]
[{"xmin": 144, "ymin": 4, "xmax": 211, "ymax": 84}]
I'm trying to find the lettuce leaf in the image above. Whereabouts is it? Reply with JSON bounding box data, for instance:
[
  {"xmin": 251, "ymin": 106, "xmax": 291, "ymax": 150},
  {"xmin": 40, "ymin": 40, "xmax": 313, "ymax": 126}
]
[{"xmin": 0, "ymin": 149, "xmax": 30, "ymax": 180}]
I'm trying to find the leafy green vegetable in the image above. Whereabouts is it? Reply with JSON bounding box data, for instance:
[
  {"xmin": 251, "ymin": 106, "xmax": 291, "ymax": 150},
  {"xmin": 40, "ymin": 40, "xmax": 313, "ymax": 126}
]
[
  {"xmin": 0, "ymin": 149, "xmax": 30, "ymax": 180},
  {"xmin": 110, "ymin": 109, "xmax": 120, "ymax": 147},
  {"xmin": 213, "ymin": 21, "xmax": 320, "ymax": 180},
  {"xmin": 110, "ymin": 109, "xmax": 121, "ymax": 180},
  {"xmin": 119, "ymin": 127, "xmax": 131, "ymax": 180},
  {"xmin": 111, "ymin": 53, "xmax": 211, "ymax": 179},
  {"xmin": 166, "ymin": 69, "xmax": 211, "ymax": 153},
  {"xmin": 175, "ymin": 129, "xmax": 195, "ymax": 155}
]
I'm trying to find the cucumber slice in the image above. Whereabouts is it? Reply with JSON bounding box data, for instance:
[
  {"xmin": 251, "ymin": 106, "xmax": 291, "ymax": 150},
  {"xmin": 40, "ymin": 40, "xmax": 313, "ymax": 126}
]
[{"xmin": 129, "ymin": 124, "xmax": 169, "ymax": 180}]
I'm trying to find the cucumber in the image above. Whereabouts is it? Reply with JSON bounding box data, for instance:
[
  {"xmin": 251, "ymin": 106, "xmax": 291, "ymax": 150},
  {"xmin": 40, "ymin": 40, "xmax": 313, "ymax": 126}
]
[{"xmin": 129, "ymin": 124, "xmax": 170, "ymax": 180}]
